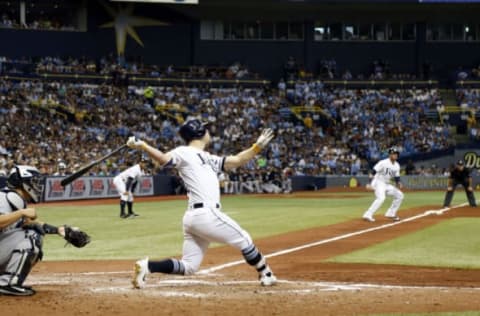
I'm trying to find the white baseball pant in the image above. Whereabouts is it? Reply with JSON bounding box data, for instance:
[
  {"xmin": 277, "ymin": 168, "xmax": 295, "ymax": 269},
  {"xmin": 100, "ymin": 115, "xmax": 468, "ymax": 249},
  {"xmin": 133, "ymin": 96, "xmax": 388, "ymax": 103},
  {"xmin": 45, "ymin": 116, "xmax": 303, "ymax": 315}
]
[
  {"xmin": 179, "ymin": 204, "xmax": 252, "ymax": 275},
  {"xmin": 363, "ymin": 179, "xmax": 404, "ymax": 218},
  {"xmin": 113, "ymin": 177, "xmax": 133, "ymax": 202}
]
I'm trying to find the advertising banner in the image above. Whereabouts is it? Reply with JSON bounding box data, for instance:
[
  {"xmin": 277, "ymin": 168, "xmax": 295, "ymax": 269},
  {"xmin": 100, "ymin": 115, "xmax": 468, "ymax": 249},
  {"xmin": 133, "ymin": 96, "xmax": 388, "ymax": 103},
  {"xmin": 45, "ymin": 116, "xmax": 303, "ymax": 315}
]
[{"xmin": 45, "ymin": 176, "xmax": 154, "ymax": 201}]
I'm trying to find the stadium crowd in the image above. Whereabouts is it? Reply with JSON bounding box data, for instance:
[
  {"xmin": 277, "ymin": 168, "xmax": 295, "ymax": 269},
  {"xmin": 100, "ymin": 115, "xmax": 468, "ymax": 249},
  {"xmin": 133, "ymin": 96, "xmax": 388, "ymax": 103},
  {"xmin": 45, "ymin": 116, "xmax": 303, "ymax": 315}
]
[
  {"xmin": 456, "ymin": 88, "xmax": 480, "ymax": 141},
  {"xmin": 0, "ymin": 55, "xmax": 257, "ymax": 81},
  {"xmin": 0, "ymin": 76, "xmax": 454, "ymax": 192},
  {"xmin": 0, "ymin": 13, "xmax": 76, "ymax": 31}
]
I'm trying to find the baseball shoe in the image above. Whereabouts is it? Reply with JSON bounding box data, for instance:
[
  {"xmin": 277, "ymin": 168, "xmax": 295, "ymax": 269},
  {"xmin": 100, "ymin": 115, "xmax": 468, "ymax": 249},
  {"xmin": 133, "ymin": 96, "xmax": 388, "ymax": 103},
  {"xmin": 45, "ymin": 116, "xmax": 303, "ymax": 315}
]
[
  {"xmin": 385, "ymin": 215, "xmax": 400, "ymax": 221},
  {"xmin": 0, "ymin": 285, "xmax": 36, "ymax": 296},
  {"xmin": 120, "ymin": 214, "xmax": 128, "ymax": 219},
  {"xmin": 128, "ymin": 213, "xmax": 140, "ymax": 218},
  {"xmin": 259, "ymin": 271, "xmax": 277, "ymax": 286},
  {"xmin": 132, "ymin": 257, "xmax": 149, "ymax": 289},
  {"xmin": 362, "ymin": 216, "xmax": 375, "ymax": 222}
]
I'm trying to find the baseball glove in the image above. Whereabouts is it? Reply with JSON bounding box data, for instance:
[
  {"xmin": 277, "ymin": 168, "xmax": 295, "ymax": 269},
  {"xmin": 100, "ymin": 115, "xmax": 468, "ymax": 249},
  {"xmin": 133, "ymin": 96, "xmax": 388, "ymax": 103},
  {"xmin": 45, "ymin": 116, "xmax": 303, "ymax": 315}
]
[{"xmin": 63, "ymin": 225, "xmax": 91, "ymax": 248}]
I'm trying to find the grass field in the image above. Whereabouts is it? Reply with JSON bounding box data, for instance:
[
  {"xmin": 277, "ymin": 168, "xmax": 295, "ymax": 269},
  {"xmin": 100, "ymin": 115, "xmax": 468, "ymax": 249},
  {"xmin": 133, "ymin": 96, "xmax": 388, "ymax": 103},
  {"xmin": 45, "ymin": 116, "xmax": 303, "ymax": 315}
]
[
  {"xmin": 38, "ymin": 190, "xmax": 479, "ymax": 268},
  {"xmin": 329, "ymin": 217, "xmax": 480, "ymax": 269}
]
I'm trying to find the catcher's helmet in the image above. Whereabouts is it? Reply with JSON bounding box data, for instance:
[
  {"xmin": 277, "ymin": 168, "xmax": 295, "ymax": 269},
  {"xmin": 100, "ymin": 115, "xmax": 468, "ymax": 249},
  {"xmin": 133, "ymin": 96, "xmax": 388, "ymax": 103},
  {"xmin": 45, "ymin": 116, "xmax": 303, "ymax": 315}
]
[
  {"xmin": 388, "ymin": 147, "xmax": 399, "ymax": 155},
  {"xmin": 179, "ymin": 119, "xmax": 208, "ymax": 143},
  {"xmin": 7, "ymin": 165, "xmax": 44, "ymax": 203}
]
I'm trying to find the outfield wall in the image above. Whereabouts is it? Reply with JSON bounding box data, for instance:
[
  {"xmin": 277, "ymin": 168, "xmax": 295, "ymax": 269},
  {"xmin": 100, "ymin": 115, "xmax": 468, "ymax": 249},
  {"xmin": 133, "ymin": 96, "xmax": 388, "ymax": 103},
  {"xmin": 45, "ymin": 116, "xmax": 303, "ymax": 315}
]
[{"xmin": 0, "ymin": 174, "xmax": 479, "ymax": 202}]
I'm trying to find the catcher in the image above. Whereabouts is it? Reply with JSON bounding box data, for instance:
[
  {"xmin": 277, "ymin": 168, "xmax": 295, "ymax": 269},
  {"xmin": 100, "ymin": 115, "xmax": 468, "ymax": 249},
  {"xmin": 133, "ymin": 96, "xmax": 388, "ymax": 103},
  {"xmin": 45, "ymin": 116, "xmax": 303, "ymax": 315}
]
[{"xmin": 0, "ymin": 165, "xmax": 90, "ymax": 296}]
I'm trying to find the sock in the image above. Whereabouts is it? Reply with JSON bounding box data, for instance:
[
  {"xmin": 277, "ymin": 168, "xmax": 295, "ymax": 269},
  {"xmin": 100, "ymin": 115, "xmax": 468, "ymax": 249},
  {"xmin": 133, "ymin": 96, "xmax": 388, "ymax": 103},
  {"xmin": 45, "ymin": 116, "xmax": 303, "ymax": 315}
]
[
  {"xmin": 120, "ymin": 200, "xmax": 126, "ymax": 216},
  {"xmin": 148, "ymin": 259, "xmax": 185, "ymax": 275},
  {"xmin": 127, "ymin": 201, "xmax": 133, "ymax": 214},
  {"xmin": 242, "ymin": 244, "xmax": 268, "ymax": 275}
]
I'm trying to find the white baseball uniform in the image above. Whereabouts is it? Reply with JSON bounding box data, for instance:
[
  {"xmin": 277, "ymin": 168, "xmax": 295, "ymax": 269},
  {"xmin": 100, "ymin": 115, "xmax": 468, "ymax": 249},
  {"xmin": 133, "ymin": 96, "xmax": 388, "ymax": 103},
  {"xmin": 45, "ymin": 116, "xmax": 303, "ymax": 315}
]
[
  {"xmin": 113, "ymin": 164, "xmax": 144, "ymax": 202},
  {"xmin": 167, "ymin": 146, "xmax": 253, "ymax": 275},
  {"xmin": 363, "ymin": 157, "xmax": 404, "ymax": 219}
]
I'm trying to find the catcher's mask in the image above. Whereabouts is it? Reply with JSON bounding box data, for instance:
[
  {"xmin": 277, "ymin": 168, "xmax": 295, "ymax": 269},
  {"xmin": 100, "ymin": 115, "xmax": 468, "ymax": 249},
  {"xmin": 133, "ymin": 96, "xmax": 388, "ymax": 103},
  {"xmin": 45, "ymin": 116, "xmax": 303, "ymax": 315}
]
[
  {"xmin": 7, "ymin": 165, "xmax": 45, "ymax": 203},
  {"xmin": 179, "ymin": 119, "xmax": 209, "ymax": 143}
]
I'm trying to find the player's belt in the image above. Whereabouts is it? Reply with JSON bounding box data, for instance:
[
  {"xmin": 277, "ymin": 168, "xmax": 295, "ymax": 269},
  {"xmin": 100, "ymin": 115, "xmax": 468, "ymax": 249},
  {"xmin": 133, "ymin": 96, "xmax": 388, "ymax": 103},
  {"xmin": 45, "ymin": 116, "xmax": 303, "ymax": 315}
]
[{"xmin": 193, "ymin": 203, "xmax": 220, "ymax": 209}]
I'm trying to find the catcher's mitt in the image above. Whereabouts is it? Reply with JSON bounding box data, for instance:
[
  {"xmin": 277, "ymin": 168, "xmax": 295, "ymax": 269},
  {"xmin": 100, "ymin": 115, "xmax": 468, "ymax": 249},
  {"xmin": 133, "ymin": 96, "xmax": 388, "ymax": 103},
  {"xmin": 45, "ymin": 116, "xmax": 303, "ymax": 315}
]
[{"xmin": 63, "ymin": 225, "xmax": 91, "ymax": 248}]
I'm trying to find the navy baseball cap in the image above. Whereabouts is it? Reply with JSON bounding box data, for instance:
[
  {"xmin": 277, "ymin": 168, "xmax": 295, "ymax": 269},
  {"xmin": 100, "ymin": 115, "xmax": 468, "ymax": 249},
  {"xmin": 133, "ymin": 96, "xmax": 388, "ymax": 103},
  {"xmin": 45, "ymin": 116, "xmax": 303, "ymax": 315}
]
[
  {"xmin": 179, "ymin": 119, "xmax": 209, "ymax": 143},
  {"xmin": 457, "ymin": 160, "xmax": 464, "ymax": 166}
]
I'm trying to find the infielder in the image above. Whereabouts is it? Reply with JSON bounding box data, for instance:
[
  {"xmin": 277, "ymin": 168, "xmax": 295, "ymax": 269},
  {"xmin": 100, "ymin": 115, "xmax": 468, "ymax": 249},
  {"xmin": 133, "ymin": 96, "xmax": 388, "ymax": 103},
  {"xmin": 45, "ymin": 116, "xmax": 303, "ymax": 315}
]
[
  {"xmin": 362, "ymin": 147, "xmax": 404, "ymax": 222},
  {"xmin": 127, "ymin": 119, "xmax": 277, "ymax": 287},
  {"xmin": 0, "ymin": 165, "xmax": 90, "ymax": 296},
  {"xmin": 113, "ymin": 159, "xmax": 146, "ymax": 218},
  {"xmin": 443, "ymin": 159, "xmax": 477, "ymax": 207}
]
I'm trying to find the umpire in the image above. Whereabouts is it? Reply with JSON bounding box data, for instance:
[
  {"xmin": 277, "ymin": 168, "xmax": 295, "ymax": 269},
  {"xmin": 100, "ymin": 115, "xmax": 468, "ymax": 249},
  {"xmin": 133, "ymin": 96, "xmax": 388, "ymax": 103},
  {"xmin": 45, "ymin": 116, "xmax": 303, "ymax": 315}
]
[{"xmin": 443, "ymin": 160, "xmax": 477, "ymax": 207}]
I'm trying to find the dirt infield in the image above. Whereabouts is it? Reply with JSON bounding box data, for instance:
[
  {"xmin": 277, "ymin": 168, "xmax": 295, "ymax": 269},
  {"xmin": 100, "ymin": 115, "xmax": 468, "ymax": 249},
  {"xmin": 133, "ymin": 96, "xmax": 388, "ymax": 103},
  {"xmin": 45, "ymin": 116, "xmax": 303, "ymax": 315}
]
[{"xmin": 3, "ymin": 193, "xmax": 480, "ymax": 316}]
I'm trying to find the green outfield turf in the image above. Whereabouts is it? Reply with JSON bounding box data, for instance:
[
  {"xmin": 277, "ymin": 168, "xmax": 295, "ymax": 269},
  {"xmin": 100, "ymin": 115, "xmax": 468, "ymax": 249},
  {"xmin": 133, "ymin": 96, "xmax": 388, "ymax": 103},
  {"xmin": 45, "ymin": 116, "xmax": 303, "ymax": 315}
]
[
  {"xmin": 36, "ymin": 190, "xmax": 470, "ymax": 261},
  {"xmin": 328, "ymin": 217, "xmax": 480, "ymax": 269}
]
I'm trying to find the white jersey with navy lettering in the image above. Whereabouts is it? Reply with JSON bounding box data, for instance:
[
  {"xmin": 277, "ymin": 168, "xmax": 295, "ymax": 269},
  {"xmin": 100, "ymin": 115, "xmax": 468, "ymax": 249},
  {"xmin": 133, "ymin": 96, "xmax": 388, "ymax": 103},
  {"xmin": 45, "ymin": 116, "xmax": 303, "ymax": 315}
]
[
  {"xmin": 372, "ymin": 158, "xmax": 401, "ymax": 184},
  {"xmin": 168, "ymin": 146, "xmax": 225, "ymax": 207}
]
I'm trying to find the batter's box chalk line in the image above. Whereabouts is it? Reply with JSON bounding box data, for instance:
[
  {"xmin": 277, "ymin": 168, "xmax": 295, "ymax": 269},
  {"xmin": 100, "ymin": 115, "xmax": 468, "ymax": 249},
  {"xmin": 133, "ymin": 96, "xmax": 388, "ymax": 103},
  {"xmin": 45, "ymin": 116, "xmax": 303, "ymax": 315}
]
[{"xmin": 88, "ymin": 279, "xmax": 480, "ymax": 298}]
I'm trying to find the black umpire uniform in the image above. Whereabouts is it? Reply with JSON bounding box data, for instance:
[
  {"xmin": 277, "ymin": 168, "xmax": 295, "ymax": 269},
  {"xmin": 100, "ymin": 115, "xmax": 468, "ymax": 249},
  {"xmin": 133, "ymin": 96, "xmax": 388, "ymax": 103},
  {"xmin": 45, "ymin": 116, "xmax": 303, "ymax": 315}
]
[{"xmin": 443, "ymin": 160, "xmax": 477, "ymax": 207}]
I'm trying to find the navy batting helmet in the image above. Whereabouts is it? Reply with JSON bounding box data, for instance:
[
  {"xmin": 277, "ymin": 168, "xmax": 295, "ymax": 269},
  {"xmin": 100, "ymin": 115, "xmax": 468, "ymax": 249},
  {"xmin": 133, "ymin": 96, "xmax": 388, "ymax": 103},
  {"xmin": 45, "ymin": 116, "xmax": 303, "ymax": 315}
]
[
  {"xmin": 388, "ymin": 147, "xmax": 399, "ymax": 155},
  {"xmin": 179, "ymin": 119, "xmax": 208, "ymax": 143}
]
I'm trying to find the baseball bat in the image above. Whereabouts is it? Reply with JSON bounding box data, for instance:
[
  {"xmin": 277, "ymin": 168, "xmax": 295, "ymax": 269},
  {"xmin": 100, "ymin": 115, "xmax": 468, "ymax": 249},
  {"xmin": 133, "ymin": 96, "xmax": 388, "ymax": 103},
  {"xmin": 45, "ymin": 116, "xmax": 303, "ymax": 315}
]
[{"xmin": 60, "ymin": 144, "xmax": 128, "ymax": 187}]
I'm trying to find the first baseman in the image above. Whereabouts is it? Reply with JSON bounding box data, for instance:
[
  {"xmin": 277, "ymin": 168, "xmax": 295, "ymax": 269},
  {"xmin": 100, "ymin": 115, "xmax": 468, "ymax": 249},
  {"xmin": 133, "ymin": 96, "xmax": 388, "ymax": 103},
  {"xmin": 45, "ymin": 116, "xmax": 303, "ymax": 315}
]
[
  {"xmin": 127, "ymin": 119, "xmax": 277, "ymax": 287},
  {"xmin": 362, "ymin": 147, "xmax": 404, "ymax": 222}
]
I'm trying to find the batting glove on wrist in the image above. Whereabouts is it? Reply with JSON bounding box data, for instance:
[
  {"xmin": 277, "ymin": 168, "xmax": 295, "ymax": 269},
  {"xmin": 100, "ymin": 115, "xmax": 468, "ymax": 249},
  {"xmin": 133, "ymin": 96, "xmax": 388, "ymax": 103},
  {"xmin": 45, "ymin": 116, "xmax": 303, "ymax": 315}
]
[
  {"xmin": 127, "ymin": 136, "xmax": 146, "ymax": 149},
  {"xmin": 255, "ymin": 128, "xmax": 274, "ymax": 149}
]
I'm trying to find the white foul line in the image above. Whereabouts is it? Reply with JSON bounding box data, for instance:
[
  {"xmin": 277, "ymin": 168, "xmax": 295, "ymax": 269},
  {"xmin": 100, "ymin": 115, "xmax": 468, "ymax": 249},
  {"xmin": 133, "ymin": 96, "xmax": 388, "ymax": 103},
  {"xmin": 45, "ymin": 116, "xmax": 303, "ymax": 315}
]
[{"xmin": 197, "ymin": 202, "xmax": 469, "ymax": 275}]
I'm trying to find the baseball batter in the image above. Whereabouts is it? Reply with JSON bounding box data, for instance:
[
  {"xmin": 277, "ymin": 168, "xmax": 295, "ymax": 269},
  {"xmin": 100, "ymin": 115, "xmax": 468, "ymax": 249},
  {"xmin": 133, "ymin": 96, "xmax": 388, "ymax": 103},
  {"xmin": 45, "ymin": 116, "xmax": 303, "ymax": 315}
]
[
  {"xmin": 0, "ymin": 165, "xmax": 90, "ymax": 296},
  {"xmin": 127, "ymin": 119, "xmax": 277, "ymax": 287},
  {"xmin": 362, "ymin": 147, "xmax": 404, "ymax": 222},
  {"xmin": 113, "ymin": 160, "xmax": 146, "ymax": 218}
]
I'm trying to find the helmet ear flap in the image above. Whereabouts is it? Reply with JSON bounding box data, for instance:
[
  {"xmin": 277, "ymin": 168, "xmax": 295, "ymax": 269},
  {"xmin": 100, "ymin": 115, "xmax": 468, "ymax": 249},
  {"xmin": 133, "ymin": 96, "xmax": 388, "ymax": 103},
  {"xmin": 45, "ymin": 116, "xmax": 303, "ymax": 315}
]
[{"xmin": 7, "ymin": 166, "xmax": 23, "ymax": 189}]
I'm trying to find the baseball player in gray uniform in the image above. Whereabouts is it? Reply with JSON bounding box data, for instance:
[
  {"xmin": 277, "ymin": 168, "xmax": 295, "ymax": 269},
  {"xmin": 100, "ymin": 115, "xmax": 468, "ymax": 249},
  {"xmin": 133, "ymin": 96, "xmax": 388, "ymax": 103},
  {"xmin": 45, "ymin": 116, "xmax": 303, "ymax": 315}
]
[
  {"xmin": 0, "ymin": 165, "xmax": 90, "ymax": 296},
  {"xmin": 362, "ymin": 147, "xmax": 404, "ymax": 222},
  {"xmin": 127, "ymin": 119, "xmax": 277, "ymax": 287}
]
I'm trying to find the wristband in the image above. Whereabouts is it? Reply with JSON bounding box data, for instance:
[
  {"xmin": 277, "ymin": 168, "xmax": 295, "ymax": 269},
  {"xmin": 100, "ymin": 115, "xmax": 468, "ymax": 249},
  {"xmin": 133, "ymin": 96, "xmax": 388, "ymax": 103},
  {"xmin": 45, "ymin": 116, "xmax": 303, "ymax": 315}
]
[
  {"xmin": 252, "ymin": 143, "xmax": 262, "ymax": 154},
  {"xmin": 42, "ymin": 223, "xmax": 59, "ymax": 234}
]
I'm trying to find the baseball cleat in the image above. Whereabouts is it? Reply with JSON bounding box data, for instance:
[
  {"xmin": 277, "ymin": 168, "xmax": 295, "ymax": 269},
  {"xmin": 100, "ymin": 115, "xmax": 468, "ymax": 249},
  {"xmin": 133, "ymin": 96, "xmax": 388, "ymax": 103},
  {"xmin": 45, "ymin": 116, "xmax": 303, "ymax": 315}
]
[
  {"xmin": 260, "ymin": 272, "xmax": 277, "ymax": 286},
  {"xmin": 362, "ymin": 216, "xmax": 375, "ymax": 222},
  {"xmin": 385, "ymin": 215, "xmax": 400, "ymax": 221},
  {"xmin": 132, "ymin": 257, "xmax": 149, "ymax": 289},
  {"xmin": 0, "ymin": 285, "xmax": 36, "ymax": 296}
]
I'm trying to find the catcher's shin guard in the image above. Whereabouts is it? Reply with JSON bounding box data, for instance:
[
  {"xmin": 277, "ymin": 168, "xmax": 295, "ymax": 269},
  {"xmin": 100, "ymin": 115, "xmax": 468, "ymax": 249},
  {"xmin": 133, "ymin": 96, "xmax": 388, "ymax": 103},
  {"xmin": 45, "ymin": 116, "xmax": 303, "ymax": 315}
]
[{"xmin": 4, "ymin": 247, "xmax": 40, "ymax": 286}]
